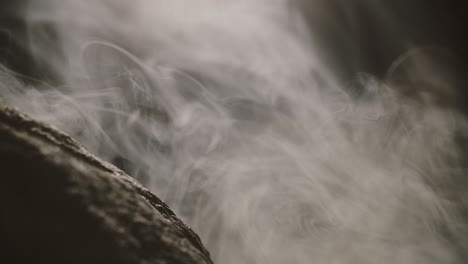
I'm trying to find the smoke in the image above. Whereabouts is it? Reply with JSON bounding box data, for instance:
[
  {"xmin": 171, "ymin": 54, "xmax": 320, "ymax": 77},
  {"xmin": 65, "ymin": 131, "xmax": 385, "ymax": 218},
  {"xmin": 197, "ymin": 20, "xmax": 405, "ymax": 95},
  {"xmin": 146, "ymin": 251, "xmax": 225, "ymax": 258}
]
[{"xmin": 1, "ymin": 0, "xmax": 467, "ymax": 263}]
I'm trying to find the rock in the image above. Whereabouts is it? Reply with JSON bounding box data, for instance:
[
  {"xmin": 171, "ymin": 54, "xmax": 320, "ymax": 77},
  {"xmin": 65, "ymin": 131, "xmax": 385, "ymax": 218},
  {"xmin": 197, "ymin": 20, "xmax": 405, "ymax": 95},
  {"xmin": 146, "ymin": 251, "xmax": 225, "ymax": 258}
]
[{"xmin": 0, "ymin": 105, "xmax": 213, "ymax": 264}]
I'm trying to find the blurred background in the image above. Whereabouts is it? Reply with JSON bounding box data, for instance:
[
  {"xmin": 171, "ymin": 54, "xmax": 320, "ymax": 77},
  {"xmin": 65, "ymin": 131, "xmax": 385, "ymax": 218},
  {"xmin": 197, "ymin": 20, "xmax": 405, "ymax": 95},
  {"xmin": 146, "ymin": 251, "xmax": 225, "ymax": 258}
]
[
  {"xmin": 1, "ymin": 0, "xmax": 467, "ymax": 105},
  {"xmin": 1, "ymin": 1, "xmax": 468, "ymax": 263}
]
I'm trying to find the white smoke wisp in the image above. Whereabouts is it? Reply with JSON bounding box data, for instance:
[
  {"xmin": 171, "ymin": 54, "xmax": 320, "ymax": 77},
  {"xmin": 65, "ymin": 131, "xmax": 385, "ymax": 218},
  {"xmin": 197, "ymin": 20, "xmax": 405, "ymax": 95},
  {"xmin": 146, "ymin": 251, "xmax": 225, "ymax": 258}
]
[{"xmin": 1, "ymin": 0, "xmax": 467, "ymax": 263}]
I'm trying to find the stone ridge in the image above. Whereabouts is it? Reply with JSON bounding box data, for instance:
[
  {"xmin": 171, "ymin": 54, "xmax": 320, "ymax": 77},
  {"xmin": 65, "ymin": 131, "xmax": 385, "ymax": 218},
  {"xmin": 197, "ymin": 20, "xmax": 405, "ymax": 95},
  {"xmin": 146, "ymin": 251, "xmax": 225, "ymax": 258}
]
[{"xmin": 0, "ymin": 104, "xmax": 213, "ymax": 264}]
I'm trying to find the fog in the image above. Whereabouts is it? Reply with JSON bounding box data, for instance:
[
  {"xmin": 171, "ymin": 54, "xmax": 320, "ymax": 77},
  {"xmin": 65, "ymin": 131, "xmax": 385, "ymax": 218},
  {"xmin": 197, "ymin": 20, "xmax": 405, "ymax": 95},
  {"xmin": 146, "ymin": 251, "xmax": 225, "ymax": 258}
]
[{"xmin": 1, "ymin": 1, "xmax": 467, "ymax": 263}]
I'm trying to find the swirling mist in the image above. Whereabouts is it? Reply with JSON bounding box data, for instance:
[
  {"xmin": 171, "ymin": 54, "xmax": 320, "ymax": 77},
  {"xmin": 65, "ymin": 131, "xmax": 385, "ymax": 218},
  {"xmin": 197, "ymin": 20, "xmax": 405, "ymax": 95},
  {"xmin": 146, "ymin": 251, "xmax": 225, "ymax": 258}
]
[{"xmin": 1, "ymin": 0, "xmax": 467, "ymax": 263}]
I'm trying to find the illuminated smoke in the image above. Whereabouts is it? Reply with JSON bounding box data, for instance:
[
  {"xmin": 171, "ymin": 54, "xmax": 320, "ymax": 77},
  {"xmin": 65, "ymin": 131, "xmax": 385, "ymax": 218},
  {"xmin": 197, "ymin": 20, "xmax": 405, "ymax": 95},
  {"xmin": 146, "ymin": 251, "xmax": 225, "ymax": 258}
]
[{"xmin": 1, "ymin": 1, "xmax": 467, "ymax": 263}]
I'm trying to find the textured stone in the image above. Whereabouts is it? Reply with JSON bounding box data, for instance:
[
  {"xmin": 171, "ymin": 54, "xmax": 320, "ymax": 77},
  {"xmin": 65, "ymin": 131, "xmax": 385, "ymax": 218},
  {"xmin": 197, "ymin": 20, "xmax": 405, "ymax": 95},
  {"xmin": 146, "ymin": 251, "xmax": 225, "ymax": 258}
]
[{"xmin": 0, "ymin": 105, "xmax": 213, "ymax": 264}]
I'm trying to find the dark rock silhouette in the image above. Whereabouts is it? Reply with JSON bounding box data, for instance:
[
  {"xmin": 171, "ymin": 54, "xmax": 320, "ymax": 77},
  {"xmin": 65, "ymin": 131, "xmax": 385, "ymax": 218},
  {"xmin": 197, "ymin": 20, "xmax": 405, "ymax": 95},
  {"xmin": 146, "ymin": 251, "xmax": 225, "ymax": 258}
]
[{"xmin": 0, "ymin": 105, "xmax": 213, "ymax": 264}]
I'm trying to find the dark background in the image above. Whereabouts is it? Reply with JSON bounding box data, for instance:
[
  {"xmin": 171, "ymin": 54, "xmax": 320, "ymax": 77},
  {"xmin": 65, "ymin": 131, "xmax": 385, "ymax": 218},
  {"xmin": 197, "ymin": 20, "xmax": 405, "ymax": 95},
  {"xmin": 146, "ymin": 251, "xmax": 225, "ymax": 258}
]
[{"xmin": 1, "ymin": 0, "xmax": 467, "ymax": 107}]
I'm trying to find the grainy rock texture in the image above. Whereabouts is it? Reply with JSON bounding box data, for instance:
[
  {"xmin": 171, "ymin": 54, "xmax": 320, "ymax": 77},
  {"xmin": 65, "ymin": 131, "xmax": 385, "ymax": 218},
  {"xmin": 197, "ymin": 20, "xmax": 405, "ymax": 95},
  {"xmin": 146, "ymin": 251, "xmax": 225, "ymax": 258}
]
[{"xmin": 0, "ymin": 105, "xmax": 213, "ymax": 264}]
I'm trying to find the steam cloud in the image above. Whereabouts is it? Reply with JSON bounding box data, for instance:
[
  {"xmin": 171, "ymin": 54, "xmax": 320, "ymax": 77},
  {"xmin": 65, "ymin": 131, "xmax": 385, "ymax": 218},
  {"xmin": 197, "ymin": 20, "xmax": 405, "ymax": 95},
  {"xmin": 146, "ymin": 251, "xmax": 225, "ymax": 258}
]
[{"xmin": 1, "ymin": 0, "xmax": 467, "ymax": 263}]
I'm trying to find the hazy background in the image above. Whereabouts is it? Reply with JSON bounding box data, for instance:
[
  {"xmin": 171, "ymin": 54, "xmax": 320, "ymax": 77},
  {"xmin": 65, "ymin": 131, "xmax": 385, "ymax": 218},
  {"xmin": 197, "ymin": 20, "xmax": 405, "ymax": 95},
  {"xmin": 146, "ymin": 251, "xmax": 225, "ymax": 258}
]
[{"xmin": 1, "ymin": 1, "xmax": 468, "ymax": 263}]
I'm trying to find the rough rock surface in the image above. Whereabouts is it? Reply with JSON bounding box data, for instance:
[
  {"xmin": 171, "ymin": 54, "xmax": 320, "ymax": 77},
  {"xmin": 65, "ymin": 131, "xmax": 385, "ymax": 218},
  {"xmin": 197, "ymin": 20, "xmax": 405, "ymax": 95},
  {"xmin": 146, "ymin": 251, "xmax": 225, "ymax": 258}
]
[{"xmin": 0, "ymin": 105, "xmax": 213, "ymax": 264}]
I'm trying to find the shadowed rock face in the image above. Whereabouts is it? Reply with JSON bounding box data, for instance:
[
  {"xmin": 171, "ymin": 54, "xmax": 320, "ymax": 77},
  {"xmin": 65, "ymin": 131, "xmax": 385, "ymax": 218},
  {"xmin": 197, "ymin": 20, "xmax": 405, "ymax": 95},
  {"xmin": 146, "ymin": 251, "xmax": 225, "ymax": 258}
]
[{"xmin": 0, "ymin": 105, "xmax": 213, "ymax": 264}]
